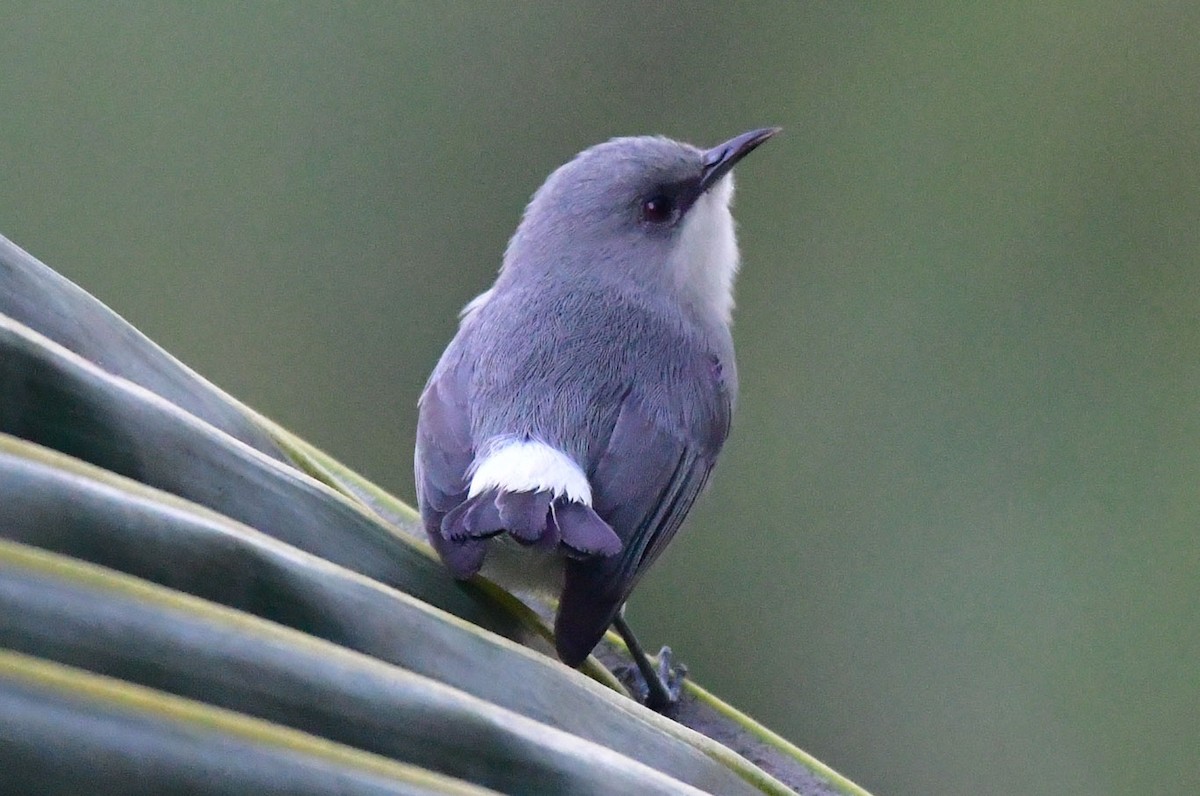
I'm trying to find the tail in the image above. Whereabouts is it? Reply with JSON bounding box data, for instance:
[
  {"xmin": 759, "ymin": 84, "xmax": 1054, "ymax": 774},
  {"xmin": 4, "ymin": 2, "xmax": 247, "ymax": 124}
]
[{"xmin": 554, "ymin": 556, "xmax": 627, "ymax": 666}]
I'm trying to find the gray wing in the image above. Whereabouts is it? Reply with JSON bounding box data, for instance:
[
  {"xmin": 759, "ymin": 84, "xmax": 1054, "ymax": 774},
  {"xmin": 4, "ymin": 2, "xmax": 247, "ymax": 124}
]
[
  {"xmin": 554, "ymin": 383, "xmax": 730, "ymax": 666},
  {"xmin": 414, "ymin": 351, "xmax": 487, "ymax": 578}
]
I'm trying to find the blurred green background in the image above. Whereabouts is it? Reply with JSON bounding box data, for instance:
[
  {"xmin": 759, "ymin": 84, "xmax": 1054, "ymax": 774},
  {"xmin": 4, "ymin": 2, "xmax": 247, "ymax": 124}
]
[{"xmin": 2, "ymin": 3, "xmax": 1197, "ymax": 794}]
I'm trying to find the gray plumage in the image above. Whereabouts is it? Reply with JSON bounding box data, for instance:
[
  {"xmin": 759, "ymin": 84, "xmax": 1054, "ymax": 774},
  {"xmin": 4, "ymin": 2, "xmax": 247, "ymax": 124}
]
[{"xmin": 415, "ymin": 130, "xmax": 776, "ymax": 667}]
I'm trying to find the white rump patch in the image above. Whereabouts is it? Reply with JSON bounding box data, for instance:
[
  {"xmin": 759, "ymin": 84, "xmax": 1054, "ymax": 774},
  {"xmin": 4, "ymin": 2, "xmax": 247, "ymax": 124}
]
[{"xmin": 468, "ymin": 439, "xmax": 592, "ymax": 505}]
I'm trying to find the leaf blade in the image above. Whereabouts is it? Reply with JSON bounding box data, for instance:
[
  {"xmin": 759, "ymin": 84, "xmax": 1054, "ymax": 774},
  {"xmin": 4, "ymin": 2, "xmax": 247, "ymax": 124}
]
[
  {"xmin": 0, "ymin": 234, "xmax": 283, "ymax": 460},
  {"xmin": 0, "ymin": 539, "xmax": 739, "ymax": 796},
  {"xmin": 0, "ymin": 650, "xmax": 498, "ymax": 796}
]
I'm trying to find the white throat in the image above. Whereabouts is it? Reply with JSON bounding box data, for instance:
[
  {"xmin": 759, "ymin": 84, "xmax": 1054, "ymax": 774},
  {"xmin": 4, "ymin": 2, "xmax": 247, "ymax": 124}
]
[{"xmin": 671, "ymin": 174, "xmax": 740, "ymax": 325}]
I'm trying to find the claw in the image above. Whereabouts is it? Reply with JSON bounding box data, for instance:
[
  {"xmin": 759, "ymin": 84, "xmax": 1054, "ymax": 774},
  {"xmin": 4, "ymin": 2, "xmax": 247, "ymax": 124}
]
[{"xmin": 615, "ymin": 646, "xmax": 687, "ymax": 712}]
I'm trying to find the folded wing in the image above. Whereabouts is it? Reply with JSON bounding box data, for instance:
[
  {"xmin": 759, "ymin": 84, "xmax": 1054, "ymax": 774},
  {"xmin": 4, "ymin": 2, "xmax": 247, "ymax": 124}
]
[{"xmin": 554, "ymin": 390, "xmax": 728, "ymax": 666}]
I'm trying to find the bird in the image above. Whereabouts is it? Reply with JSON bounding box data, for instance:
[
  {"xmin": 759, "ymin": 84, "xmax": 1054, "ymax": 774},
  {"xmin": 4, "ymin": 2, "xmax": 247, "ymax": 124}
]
[{"xmin": 415, "ymin": 128, "xmax": 779, "ymax": 710}]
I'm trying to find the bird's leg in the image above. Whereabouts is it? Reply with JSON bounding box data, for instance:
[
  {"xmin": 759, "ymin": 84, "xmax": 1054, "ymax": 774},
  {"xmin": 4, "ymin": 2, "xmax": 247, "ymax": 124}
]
[{"xmin": 612, "ymin": 608, "xmax": 686, "ymax": 712}]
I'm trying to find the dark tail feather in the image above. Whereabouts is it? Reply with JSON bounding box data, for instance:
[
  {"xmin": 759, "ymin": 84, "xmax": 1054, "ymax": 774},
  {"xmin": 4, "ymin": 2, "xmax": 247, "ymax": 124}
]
[
  {"xmin": 555, "ymin": 557, "xmax": 626, "ymax": 666},
  {"xmin": 441, "ymin": 489, "xmax": 504, "ymax": 541},
  {"xmin": 553, "ymin": 502, "xmax": 622, "ymax": 557},
  {"xmin": 496, "ymin": 490, "xmax": 553, "ymax": 543}
]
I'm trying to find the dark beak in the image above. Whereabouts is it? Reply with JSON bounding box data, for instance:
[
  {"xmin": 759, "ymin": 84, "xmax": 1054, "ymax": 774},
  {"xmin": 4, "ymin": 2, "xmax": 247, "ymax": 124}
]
[{"xmin": 699, "ymin": 127, "xmax": 781, "ymax": 193}]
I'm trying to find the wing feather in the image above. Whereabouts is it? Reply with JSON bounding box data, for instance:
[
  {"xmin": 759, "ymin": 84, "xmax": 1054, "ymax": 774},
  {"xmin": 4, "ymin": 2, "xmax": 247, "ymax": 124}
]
[
  {"xmin": 414, "ymin": 354, "xmax": 486, "ymax": 578},
  {"xmin": 554, "ymin": 389, "xmax": 727, "ymax": 666}
]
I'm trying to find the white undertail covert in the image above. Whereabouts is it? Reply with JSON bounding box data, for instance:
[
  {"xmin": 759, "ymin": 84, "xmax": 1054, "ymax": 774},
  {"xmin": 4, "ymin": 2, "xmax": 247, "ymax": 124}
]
[{"xmin": 468, "ymin": 438, "xmax": 593, "ymax": 505}]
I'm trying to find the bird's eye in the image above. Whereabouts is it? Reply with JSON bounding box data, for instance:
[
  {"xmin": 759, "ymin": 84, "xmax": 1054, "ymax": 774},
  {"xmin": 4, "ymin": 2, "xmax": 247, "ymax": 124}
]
[{"xmin": 641, "ymin": 194, "xmax": 677, "ymax": 224}]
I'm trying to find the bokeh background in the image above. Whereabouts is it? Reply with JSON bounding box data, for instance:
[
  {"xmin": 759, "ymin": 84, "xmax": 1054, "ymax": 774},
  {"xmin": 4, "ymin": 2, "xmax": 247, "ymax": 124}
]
[{"xmin": 2, "ymin": 4, "xmax": 1197, "ymax": 794}]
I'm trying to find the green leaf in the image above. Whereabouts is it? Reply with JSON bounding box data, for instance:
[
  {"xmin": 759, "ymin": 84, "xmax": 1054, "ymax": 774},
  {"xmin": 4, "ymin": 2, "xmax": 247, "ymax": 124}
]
[
  {"xmin": 0, "ymin": 434, "xmax": 765, "ymax": 795},
  {"xmin": 0, "ymin": 539, "xmax": 731, "ymax": 795},
  {"xmin": 0, "ymin": 649, "xmax": 497, "ymax": 796},
  {"xmin": 0, "ymin": 236, "xmax": 282, "ymax": 460},
  {"xmin": 0, "ymin": 232, "xmax": 872, "ymax": 795},
  {"xmin": 0, "ymin": 313, "xmax": 514, "ymax": 635}
]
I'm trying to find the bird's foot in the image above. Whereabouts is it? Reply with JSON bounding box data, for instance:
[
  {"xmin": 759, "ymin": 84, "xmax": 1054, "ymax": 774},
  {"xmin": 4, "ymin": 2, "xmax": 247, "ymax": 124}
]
[{"xmin": 616, "ymin": 646, "xmax": 687, "ymax": 713}]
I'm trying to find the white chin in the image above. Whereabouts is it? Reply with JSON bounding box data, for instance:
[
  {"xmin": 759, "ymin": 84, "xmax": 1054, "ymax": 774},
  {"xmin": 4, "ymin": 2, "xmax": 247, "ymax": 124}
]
[{"xmin": 673, "ymin": 174, "xmax": 740, "ymax": 324}]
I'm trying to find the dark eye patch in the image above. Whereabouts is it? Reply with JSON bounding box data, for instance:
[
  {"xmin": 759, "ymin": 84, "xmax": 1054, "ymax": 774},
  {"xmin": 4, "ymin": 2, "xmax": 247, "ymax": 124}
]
[
  {"xmin": 641, "ymin": 194, "xmax": 677, "ymax": 224},
  {"xmin": 637, "ymin": 176, "xmax": 702, "ymax": 227}
]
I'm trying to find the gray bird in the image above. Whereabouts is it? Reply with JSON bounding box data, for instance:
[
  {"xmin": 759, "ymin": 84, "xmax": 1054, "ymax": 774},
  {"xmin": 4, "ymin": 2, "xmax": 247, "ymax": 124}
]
[{"xmin": 415, "ymin": 128, "xmax": 779, "ymax": 709}]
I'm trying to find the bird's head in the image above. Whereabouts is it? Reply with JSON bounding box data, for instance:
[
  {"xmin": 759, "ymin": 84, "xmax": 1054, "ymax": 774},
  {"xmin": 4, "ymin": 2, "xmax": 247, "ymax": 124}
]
[{"xmin": 501, "ymin": 128, "xmax": 779, "ymax": 324}]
